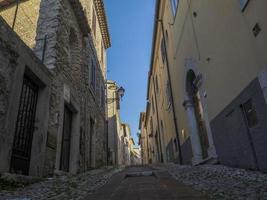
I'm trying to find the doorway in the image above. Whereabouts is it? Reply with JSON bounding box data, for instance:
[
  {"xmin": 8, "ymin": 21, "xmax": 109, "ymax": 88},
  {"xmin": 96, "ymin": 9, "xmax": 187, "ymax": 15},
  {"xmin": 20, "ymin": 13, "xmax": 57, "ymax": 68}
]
[
  {"xmin": 60, "ymin": 105, "xmax": 72, "ymax": 172},
  {"xmin": 186, "ymin": 70, "xmax": 209, "ymax": 159},
  {"xmin": 10, "ymin": 76, "xmax": 39, "ymax": 175}
]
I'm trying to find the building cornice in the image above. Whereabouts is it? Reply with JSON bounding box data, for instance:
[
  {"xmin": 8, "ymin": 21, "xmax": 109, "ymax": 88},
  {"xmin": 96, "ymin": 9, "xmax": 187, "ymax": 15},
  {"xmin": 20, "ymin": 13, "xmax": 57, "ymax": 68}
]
[{"xmin": 94, "ymin": 0, "xmax": 111, "ymax": 49}]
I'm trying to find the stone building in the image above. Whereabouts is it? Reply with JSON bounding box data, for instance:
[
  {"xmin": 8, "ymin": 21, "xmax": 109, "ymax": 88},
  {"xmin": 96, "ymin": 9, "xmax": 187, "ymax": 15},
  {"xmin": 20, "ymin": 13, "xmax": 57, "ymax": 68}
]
[
  {"xmin": 138, "ymin": 112, "xmax": 149, "ymax": 165},
  {"xmin": 0, "ymin": 0, "xmax": 111, "ymax": 176},
  {"xmin": 0, "ymin": 17, "xmax": 52, "ymax": 177},
  {"xmin": 107, "ymin": 80, "xmax": 132, "ymax": 166},
  {"xmin": 119, "ymin": 123, "xmax": 131, "ymax": 166},
  {"xmin": 145, "ymin": 0, "xmax": 267, "ymax": 171},
  {"xmin": 129, "ymin": 138, "xmax": 141, "ymax": 166},
  {"xmin": 107, "ymin": 80, "xmax": 122, "ymax": 165}
]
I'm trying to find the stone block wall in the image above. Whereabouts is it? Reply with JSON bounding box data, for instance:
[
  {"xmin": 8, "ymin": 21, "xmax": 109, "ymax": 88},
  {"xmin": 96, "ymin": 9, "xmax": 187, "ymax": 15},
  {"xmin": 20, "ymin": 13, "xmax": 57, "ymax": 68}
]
[
  {"xmin": 34, "ymin": 0, "xmax": 107, "ymax": 175},
  {"xmin": 0, "ymin": 0, "xmax": 108, "ymax": 176},
  {"xmin": 0, "ymin": 17, "xmax": 51, "ymax": 176}
]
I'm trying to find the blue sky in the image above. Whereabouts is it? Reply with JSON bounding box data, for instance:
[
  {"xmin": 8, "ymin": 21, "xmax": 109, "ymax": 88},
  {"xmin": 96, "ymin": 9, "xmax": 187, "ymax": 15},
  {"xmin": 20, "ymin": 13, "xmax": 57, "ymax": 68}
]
[{"xmin": 105, "ymin": 0, "xmax": 155, "ymax": 145}]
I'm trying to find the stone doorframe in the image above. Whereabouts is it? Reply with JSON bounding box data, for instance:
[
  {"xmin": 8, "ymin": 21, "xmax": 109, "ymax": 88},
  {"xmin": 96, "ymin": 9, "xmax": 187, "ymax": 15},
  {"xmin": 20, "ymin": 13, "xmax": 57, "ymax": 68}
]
[
  {"xmin": 1, "ymin": 64, "xmax": 51, "ymax": 176},
  {"xmin": 55, "ymin": 84, "xmax": 80, "ymax": 174},
  {"xmin": 182, "ymin": 58, "xmax": 217, "ymax": 165}
]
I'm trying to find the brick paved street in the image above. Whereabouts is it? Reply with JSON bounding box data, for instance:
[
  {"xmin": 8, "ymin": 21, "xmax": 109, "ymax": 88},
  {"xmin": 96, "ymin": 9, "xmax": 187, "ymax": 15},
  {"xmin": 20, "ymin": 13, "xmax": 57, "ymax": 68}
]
[{"xmin": 85, "ymin": 166, "xmax": 209, "ymax": 200}]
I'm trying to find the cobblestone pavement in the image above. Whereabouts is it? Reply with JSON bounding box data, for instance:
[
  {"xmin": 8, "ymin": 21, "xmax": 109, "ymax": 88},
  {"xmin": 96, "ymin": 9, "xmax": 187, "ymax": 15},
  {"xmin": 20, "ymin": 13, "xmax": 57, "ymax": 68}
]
[
  {"xmin": 0, "ymin": 167, "xmax": 122, "ymax": 200},
  {"xmin": 153, "ymin": 164, "xmax": 267, "ymax": 200},
  {"xmin": 85, "ymin": 166, "xmax": 209, "ymax": 200}
]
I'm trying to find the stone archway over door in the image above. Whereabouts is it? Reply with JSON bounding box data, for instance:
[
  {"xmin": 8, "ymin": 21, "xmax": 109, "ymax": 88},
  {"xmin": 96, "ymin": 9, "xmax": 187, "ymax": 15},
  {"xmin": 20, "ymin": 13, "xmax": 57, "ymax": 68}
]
[
  {"xmin": 186, "ymin": 70, "xmax": 209, "ymax": 159},
  {"xmin": 182, "ymin": 59, "xmax": 217, "ymax": 165}
]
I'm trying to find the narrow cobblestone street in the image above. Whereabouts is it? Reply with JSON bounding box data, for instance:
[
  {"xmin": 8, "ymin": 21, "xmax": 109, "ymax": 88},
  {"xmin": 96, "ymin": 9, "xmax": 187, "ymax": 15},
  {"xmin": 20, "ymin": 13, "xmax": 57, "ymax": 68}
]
[
  {"xmin": 1, "ymin": 164, "xmax": 267, "ymax": 200},
  {"xmin": 85, "ymin": 166, "xmax": 208, "ymax": 200}
]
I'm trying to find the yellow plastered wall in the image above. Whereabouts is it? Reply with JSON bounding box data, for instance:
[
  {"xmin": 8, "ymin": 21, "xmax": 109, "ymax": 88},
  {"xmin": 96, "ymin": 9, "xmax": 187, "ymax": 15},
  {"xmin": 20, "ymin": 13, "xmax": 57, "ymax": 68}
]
[
  {"xmin": 0, "ymin": 0, "xmax": 41, "ymax": 48},
  {"xmin": 161, "ymin": 0, "xmax": 267, "ymax": 144}
]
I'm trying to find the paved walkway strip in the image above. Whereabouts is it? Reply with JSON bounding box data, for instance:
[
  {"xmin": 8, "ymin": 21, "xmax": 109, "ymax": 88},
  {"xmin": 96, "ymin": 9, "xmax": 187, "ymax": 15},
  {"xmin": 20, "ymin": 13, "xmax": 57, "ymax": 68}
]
[{"xmin": 85, "ymin": 166, "xmax": 209, "ymax": 200}]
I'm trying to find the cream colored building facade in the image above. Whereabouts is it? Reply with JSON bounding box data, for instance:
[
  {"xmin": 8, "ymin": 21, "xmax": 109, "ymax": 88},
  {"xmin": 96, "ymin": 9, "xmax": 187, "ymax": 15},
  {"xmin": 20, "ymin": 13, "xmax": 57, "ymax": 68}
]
[
  {"xmin": 138, "ymin": 112, "xmax": 149, "ymax": 164},
  {"xmin": 144, "ymin": 0, "xmax": 267, "ymax": 171},
  {"xmin": 119, "ymin": 123, "xmax": 131, "ymax": 166},
  {"xmin": 107, "ymin": 81, "xmax": 132, "ymax": 166},
  {"xmin": 107, "ymin": 80, "xmax": 121, "ymax": 165}
]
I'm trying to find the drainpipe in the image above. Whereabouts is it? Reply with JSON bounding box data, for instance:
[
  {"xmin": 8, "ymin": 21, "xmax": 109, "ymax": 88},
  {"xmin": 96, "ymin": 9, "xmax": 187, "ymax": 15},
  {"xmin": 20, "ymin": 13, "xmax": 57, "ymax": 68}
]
[{"xmin": 157, "ymin": 19, "xmax": 183, "ymax": 164}]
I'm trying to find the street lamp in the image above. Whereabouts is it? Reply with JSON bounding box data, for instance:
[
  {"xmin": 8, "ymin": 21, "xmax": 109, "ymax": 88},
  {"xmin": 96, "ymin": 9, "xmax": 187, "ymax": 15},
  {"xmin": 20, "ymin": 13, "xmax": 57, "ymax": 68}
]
[
  {"xmin": 107, "ymin": 85, "xmax": 125, "ymax": 104},
  {"xmin": 117, "ymin": 86, "xmax": 125, "ymax": 99}
]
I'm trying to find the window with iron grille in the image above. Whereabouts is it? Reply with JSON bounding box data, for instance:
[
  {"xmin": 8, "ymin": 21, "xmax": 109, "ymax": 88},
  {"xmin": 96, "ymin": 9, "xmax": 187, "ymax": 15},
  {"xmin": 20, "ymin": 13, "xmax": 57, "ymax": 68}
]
[{"xmin": 242, "ymin": 99, "xmax": 259, "ymax": 128}]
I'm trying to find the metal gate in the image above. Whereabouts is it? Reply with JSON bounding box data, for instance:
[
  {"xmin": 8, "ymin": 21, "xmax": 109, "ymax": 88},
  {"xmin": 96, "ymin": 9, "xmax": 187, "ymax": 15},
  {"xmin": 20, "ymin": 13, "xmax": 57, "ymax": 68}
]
[
  {"xmin": 10, "ymin": 76, "xmax": 39, "ymax": 175},
  {"xmin": 60, "ymin": 106, "xmax": 72, "ymax": 172}
]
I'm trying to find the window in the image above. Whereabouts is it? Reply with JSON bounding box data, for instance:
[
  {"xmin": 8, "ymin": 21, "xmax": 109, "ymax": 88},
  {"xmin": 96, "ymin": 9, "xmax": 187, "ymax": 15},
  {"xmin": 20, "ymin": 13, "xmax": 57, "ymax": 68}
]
[
  {"xmin": 154, "ymin": 76, "xmax": 159, "ymax": 92},
  {"xmin": 166, "ymin": 81, "xmax": 172, "ymax": 108},
  {"xmin": 242, "ymin": 99, "xmax": 259, "ymax": 128},
  {"xmin": 90, "ymin": 59, "xmax": 96, "ymax": 89},
  {"xmin": 100, "ymin": 86, "xmax": 105, "ymax": 107},
  {"xmin": 239, "ymin": 0, "xmax": 249, "ymax": 11},
  {"xmin": 150, "ymin": 118, "xmax": 153, "ymax": 135},
  {"xmin": 160, "ymin": 120, "xmax": 164, "ymax": 133},
  {"xmin": 152, "ymin": 96, "xmax": 155, "ymax": 114},
  {"xmin": 101, "ymin": 43, "xmax": 104, "ymax": 64},
  {"xmin": 161, "ymin": 38, "xmax": 166, "ymax": 64},
  {"xmin": 92, "ymin": 9, "xmax": 96, "ymax": 36},
  {"xmin": 170, "ymin": 0, "xmax": 179, "ymax": 16},
  {"xmin": 165, "ymin": 30, "xmax": 169, "ymax": 47},
  {"xmin": 252, "ymin": 23, "xmax": 261, "ymax": 37}
]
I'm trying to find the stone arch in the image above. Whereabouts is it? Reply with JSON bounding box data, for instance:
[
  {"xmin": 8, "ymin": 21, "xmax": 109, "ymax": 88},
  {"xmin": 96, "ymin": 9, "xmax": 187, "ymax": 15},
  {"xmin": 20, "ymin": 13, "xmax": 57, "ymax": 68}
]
[
  {"xmin": 186, "ymin": 69, "xmax": 209, "ymax": 159},
  {"xmin": 183, "ymin": 59, "xmax": 217, "ymax": 165}
]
